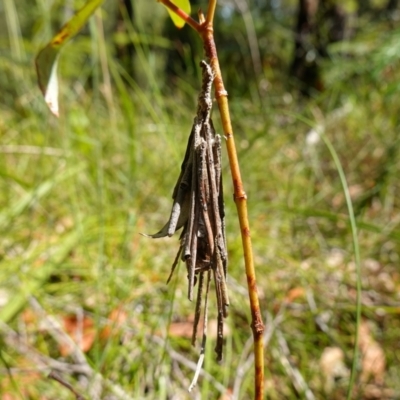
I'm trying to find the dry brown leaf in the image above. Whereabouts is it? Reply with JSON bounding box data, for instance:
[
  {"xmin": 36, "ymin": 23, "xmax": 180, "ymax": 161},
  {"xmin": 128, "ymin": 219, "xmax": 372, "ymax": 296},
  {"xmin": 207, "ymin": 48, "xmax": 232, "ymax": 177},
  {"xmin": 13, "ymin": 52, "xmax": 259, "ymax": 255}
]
[
  {"xmin": 359, "ymin": 321, "xmax": 386, "ymax": 385},
  {"xmin": 168, "ymin": 317, "xmax": 231, "ymax": 339},
  {"xmin": 375, "ymin": 272, "xmax": 395, "ymax": 293},
  {"xmin": 319, "ymin": 346, "xmax": 348, "ymax": 393},
  {"xmin": 21, "ymin": 308, "xmax": 37, "ymax": 325},
  {"xmin": 3, "ymin": 394, "xmax": 18, "ymax": 400},
  {"xmin": 169, "ymin": 321, "xmax": 196, "ymax": 338},
  {"xmin": 100, "ymin": 307, "xmax": 128, "ymax": 340},
  {"xmin": 55, "ymin": 216, "xmax": 74, "ymax": 233},
  {"xmin": 61, "ymin": 314, "xmax": 96, "ymax": 356},
  {"xmin": 218, "ymin": 388, "xmax": 233, "ymax": 400},
  {"xmin": 348, "ymin": 184, "xmax": 364, "ymax": 199},
  {"xmin": 332, "ymin": 185, "xmax": 364, "ymax": 208},
  {"xmin": 285, "ymin": 287, "xmax": 305, "ymax": 303},
  {"xmin": 1, "ymin": 371, "xmax": 42, "ymax": 399},
  {"xmin": 362, "ymin": 384, "xmax": 394, "ymax": 400},
  {"xmin": 208, "ymin": 319, "xmax": 231, "ymax": 339},
  {"xmin": 326, "ymin": 249, "xmax": 345, "ymax": 268},
  {"xmin": 63, "ymin": 314, "xmax": 94, "ymax": 332}
]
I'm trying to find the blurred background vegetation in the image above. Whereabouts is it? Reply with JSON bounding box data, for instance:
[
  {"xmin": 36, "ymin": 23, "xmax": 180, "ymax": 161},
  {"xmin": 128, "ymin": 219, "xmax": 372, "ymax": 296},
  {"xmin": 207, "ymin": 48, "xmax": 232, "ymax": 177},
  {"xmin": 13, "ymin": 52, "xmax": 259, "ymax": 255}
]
[{"xmin": 1, "ymin": 0, "xmax": 400, "ymax": 398}]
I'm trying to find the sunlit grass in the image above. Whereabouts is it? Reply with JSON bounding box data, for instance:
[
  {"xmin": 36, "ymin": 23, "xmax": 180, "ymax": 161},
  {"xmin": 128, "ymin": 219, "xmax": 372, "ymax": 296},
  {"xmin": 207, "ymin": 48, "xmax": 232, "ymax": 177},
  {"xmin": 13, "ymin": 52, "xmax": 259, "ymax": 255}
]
[{"xmin": 1, "ymin": 1, "xmax": 400, "ymax": 399}]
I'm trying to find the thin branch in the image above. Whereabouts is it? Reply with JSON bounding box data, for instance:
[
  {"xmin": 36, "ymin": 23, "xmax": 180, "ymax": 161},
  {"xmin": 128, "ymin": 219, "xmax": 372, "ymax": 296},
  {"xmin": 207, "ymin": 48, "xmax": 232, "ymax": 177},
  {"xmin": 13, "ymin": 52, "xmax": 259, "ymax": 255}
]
[
  {"xmin": 206, "ymin": 0, "xmax": 217, "ymax": 25},
  {"xmin": 0, "ymin": 145, "xmax": 69, "ymax": 157},
  {"xmin": 201, "ymin": 26, "xmax": 265, "ymax": 400},
  {"xmin": 151, "ymin": 335, "xmax": 227, "ymax": 394},
  {"xmin": 0, "ymin": 321, "xmax": 91, "ymax": 376},
  {"xmin": 232, "ymin": 310, "xmax": 285, "ymax": 399},
  {"xmin": 27, "ymin": 298, "xmax": 135, "ymax": 400},
  {"xmin": 189, "ymin": 271, "xmax": 211, "ymax": 392},
  {"xmin": 158, "ymin": 0, "xmax": 200, "ymax": 31},
  {"xmin": 48, "ymin": 370, "xmax": 86, "ymax": 400},
  {"xmin": 29, "ymin": 297, "xmax": 88, "ymax": 366},
  {"xmin": 275, "ymin": 330, "xmax": 316, "ymax": 400}
]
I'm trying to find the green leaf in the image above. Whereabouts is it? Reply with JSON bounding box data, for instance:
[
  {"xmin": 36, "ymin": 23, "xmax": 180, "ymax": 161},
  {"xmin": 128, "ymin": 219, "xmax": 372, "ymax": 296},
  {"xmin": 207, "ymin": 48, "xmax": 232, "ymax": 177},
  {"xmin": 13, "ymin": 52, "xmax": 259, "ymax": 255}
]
[
  {"xmin": 165, "ymin": 0, "xmax": 191, "ymax": 29},
  {"xmin": 35, "ymin": 0, "xmax": 105, "ymax": 117}
]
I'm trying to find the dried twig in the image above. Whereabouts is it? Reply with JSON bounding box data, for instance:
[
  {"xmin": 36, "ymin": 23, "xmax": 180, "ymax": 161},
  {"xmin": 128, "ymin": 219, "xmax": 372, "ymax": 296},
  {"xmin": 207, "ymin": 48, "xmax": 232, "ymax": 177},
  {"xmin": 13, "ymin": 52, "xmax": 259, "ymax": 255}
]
[
  {"xmin": 0, "ymin": 145, "xmax": 69, "ymax": 157},
  {"xmin": 232, "ymin": 310, "xmax": 285, "ymax": 399},
  {"xmin": 0, "ymin": 321, "xmax": 91, "ymax": 375},
  {"xmin": 151, "ymin": 334, "xmax": 227, "ymax": 395},
  {"xmin": 274, "ymin": 330, "xmax": 316, "ymax": 400},
  {"xmin": 1, "ymin": 298, "xmax": 134, "ymax": 400},
  {"xmin": 48, "ymin": 370, "xmax": 86, "ymax": 400}
]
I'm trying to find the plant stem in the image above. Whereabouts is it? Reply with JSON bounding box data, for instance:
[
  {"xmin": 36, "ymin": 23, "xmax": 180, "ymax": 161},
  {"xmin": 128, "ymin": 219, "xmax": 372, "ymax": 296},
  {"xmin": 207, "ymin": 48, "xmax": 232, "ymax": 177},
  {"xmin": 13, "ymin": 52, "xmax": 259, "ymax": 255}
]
[
  {"xmin": 201, "ymin": 26, "xmax": 265, "ymax": 400},
  {"xmin": 206, "ymin": 0, "xmax": 217, "ymax": 24},
  {"xmin": 158, "ymin": 1, "xmax": 265, "ymax": 398},
  {"xmin": 158, "ymin": 0, "xmax": 200, "ymax": 30},
  {"xmin": 322, "ymin": 135, "xmax": 362, "ymax": 400}
]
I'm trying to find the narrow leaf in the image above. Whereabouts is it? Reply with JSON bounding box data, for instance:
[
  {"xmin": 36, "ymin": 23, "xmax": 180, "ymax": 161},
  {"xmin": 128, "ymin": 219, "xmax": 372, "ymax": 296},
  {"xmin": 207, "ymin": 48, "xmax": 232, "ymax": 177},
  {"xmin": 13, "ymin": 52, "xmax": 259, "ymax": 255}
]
[
  {"xmin": 0, "ymin": 231, "xmax": 82, "ymax": 323},
  {"xmin": 0, "ymin": 164, "xmax": 85, "ymax": 229},
  {"xmin": 165, "ymin": 0, "xmax": 191, "ymax": 29},
  {"xmin": 35, "ymin": 0, "xmax": 105, "ymax": 116}
]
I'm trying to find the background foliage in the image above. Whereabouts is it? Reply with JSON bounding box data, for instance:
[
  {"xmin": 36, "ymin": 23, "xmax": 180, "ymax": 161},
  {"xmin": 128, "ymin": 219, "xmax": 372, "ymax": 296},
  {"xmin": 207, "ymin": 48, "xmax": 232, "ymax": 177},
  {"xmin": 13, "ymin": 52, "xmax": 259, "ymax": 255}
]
[{"xmin": 1, "ymin": 0, "xmax": 400, "ymax": 398}]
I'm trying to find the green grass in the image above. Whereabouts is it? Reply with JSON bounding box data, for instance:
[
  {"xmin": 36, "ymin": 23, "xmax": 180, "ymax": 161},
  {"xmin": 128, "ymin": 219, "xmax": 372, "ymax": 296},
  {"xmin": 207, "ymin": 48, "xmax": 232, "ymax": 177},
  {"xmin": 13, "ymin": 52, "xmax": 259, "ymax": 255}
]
[{"xmin": 1, "ymin": 1, "xmax": 400, "ymax": 399}]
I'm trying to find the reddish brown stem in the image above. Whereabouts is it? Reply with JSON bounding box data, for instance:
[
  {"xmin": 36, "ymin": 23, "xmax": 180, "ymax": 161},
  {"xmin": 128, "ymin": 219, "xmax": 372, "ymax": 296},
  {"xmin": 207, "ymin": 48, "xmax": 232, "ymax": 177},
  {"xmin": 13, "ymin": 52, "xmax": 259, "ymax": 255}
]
[
  {"xmin": 201, "ymin": 26, "xmax": 265, "ymax": 400},
  {"xmin": 158, "ymin": 0, "xmax": 200, "ymax": 31}
]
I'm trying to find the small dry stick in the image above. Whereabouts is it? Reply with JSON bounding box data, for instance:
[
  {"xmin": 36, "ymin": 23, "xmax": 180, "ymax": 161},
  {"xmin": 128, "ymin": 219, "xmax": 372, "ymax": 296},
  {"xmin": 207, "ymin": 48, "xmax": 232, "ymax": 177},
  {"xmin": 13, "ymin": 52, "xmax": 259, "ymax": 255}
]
[
  {"xmin": 48, "ymin": 370, "xmax": 86, "ymax": 400},
  {"xmin": 145, "ymin": 60, "xmax": 229, "ymax": 364},
  {"xmin": 189, "ymin": 270, "xmax": 211, "ymax": 391}
]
